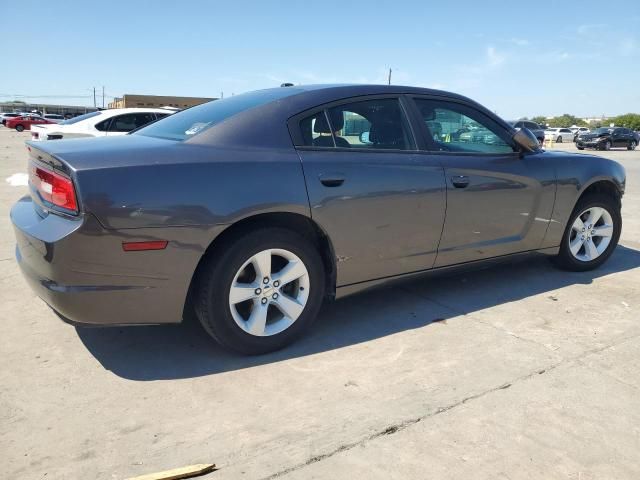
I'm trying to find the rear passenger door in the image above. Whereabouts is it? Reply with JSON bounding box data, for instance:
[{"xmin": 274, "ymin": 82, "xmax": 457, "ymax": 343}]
[
  {"xmin": 408, "ymin": 96, "xmax": 556, "ymax": 267},
  {"xmin": 290, "ymin": 96, "xmax": 447, "ymax": 286}
]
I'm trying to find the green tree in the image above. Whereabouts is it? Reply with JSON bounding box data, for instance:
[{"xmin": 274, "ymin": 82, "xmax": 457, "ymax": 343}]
[
  {"xmin": 611, "ymin": 113, "xmax": 640, "ymax": 131},
  {"xmin": 546, "ymin": 114, "xmax": 588, "ymax": 128},
  {"xmin": 531, "ymin": 116, "xmax": 547, "ymax": 126}
]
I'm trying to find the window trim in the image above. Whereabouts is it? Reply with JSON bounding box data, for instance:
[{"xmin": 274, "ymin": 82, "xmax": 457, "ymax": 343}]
[
  {"xmin": 406, "ymin": 95, "xmax": 520, "ymax": 157},
  {"xmin": 288, "ymin": 94, "xmax": 420, "ymax": 154}
]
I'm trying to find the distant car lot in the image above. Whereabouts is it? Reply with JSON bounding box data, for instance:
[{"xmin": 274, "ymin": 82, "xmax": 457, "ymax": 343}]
[{"xmin": 1, "ymin": 126, "xmax": 640, "ymax": 479}]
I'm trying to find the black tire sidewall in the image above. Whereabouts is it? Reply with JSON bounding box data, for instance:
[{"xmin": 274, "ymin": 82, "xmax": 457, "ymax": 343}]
[
  {"xmin": 196, "ymin": 228, "xmax": 325, "ymax": 354},
  {"xmin": 15, "ymin": 125, "xmax": 24, "ymax": 132},
  {"xmin": 555, "ymin": 195, "xmax": 621, "ymax": 271}
]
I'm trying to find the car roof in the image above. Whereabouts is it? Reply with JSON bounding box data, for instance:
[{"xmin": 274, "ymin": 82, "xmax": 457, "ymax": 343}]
[{"xmin": 188, "ymin": 83, "xmax": 511, "ymax": 148}]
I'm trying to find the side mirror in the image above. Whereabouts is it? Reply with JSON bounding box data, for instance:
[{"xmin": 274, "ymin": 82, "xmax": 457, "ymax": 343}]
[
  {"xmin": 359, "ymin": 131, "xmax": 371, "ymax": 144},
  {"xmin": 512, "ymin": 127, "xmax": 540, "ymax": 152}
]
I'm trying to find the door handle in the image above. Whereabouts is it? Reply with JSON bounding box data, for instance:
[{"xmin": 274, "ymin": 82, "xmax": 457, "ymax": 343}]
[
  {"xmin": 451, "ymin": 175, "xmax": 469, "ymax": 188},
  {"xmin": 319, "ymin": 173, "xmax": 345, "ymax": 187}
]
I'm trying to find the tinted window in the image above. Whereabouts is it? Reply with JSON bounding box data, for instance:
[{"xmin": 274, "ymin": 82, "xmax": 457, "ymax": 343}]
[
  {"xmin": 299, "ymin": 99, "xmax": 414, "ymax": 150},
  {"xmin": 59, "ymin": 111, "xmax": 102, "ymax": 125},
  {"xmin": 560, "ymin": 128, "xmax": 572, "ymax": 133},
  {"xmin": 525, "ymin": 122, "xmax": 540, "ymax": 130},
  {"xmin": 414, "ymin": 99, "xmax": 514, "ymax": 154},
  {"xmin": 95, "ymin": 118, "xmax": 111, "ymax": 131},
  {"xmin": 109, "ymin": 113, "xmax": 155, "ymax": 132},
  {"xmin": 155, "ymin": 113, "xmax": 171, "ymax": 120},
  {"xmin": 135, "ymin": 88, "xmax": 301, "ymax": 141},
  {"xmin": 300, "ymin": 111, "xmax": 334, "ymax": 147}
]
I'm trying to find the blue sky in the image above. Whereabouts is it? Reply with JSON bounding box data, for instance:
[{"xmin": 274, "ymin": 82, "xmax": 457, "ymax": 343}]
[{"xmin": 1, "ymin": 0, "xmax": 638, "ymax": 119}]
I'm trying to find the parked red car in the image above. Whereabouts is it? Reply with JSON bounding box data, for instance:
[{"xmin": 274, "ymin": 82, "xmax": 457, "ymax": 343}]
[{"xmin": 5, "ymin": 115, "xmax": 55, "ymax": 132}]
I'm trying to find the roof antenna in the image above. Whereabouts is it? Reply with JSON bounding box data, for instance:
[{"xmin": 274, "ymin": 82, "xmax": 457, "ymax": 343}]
[{"xmin": 388, "ymin": 68, "xmax": 392, "ymax": 85}]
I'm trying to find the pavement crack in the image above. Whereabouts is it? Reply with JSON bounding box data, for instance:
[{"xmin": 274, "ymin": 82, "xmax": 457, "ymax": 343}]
[{"xmin": 259, "ymin": 332, "xmax": 640, "ymax": 480}]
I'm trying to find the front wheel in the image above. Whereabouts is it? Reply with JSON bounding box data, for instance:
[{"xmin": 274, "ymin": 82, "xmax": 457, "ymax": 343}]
[
  {"xmin": 577, "ymin": 146, "xmax": 585, "ymax": 150},
  {"xmin": 552, "ymin": 194, "xmax": 621, "ymax": 271},
  {"xmin": 15, "ymin": 124, "xmax": 24, "ymax": 132},
  {"xmin": 601, "ymin": 140, "xmax": 611, "ymax": 151},
  {"xmin": 195, "ymin": 227, "xmax": 325, "ymax": 354},
  {"xmin": 556, "ymin": 136, "xmax": 563, "ymax": 143},
  {"xmin": 628, "ymin": 141, "xmax": 637, "ymax": 151}
]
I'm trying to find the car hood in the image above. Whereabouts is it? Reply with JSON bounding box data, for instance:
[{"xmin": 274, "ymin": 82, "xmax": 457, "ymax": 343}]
[{"xmin": 578, "ymin": 133, "xmax": 607, "ymax": 140}]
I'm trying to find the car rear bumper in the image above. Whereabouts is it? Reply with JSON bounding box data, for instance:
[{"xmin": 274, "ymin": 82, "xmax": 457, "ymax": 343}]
[{"xmin": 11, "ymin": 195, "xmax": 204, "ymax": 326}]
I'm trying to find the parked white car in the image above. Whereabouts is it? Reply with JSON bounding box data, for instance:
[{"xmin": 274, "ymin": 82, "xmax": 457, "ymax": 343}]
[
  {"xmin": 544, "ymin": 127, "xmax": 573, "ymax": 143},
  {"xmin": 42, "ymin": 114, "xmax": 65, "ymax": 124},
  {"xmin": 570, "ymin": 126, "xmax": 590, "ymax": 135},
  {"xmin": 30, "ymin": 108, "xmax": 174, "ymax": 141}
]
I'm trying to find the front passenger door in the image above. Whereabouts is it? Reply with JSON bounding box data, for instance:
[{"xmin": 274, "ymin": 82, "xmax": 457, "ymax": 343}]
[{"xmin": 410, "ymin": 97, "xmax": 556, "ymax": 267}]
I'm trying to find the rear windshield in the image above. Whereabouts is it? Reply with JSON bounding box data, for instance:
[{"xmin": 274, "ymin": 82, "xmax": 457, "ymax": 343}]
[
  {"xmin": 134, "ymin": 88, "xmax": 301, "ymax": 141},
  {"xmin": 60, "ymin": 111, "xmax": 102, "ymax": 125}
]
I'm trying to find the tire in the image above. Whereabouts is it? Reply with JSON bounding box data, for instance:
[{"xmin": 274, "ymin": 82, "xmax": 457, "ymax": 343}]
[
  {"xmin": 15, "ymin": 124, "xmax": 24, "ymax": 132},
  {"xmin": 194, "ymin": 227, "xmax": 325, "ymax": 354},
  {"xmin": 628, "ymin": 141, "xmax": 637, "ymax": 151},
  {"xmin": 557, "ymin": 136, "xmax": 563, "ymax": 143},
  {"xmin": 601, "ymin": 140, "xmax": 611, "ymax": 151},
  {"xmin": 577, "ymin": 146, "xmax": 584, "ymax": 150},
  {"xmin": 552, "ymin": 194, "xmax": 621, "ymax": 272}
]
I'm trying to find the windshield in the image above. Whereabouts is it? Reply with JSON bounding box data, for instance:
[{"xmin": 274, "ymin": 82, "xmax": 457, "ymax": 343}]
[
  {"xmin": 135, "ymin": 88, "xmax": 301, "ymax": 141},
  {"xmin": 59, "ymin": 111, "xmax": 102, "ymax": 125},
  {"xmin": 593, "ymin": 127, "xmax": 612, "ymax": 135}
]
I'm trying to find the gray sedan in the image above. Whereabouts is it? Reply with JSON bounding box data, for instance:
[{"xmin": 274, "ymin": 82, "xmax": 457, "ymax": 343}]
[{"xmin": 11, "ymin": 85, "xmax": 625, "ymax": 354}]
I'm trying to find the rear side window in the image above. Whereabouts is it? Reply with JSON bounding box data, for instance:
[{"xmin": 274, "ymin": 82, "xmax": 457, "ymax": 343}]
[
  {"xmin": 113, "ymin": 113, "xmax": 155, "ymax": 132},
  {"xmin": 135, "ymin": 88, "xmax": 301, "ymax": 141},
  {"xmin": 299, "ymin": 98, "xmax": 415, "ymax": 150},
  {"xmin": 60, "ymin": 111, "xmax": 102, "ymax": 125}
]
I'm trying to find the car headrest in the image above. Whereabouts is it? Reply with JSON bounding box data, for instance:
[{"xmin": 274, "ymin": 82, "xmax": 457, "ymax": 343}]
[
  {"xmin": 314, "ymin": 110, "xmax": 345, "ymax": 133},
  {"xmin": 369, "ymin": 120, "xmax": 405, "ymax": 147}
]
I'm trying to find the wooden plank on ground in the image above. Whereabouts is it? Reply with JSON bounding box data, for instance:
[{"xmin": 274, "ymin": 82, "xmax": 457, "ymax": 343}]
[{"xmin": 125, "ymin": 463, "xmax": 216, "ymax": 480}]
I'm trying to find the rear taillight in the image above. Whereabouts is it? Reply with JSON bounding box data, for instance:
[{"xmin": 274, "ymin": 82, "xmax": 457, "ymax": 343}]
[{"xmin": 29, "ymin": 163, "xmax": 78, "ymax": 213}]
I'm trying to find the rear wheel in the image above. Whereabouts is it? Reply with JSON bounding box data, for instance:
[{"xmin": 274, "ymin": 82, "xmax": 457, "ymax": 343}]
[
  {"xmin": 577, "ymin": 146, "xmax": 585, "ymax": 150},
  {"xmin": 195, "ymin": 228, "xmax": 325, "ymax": 354},
  {"xmin": 557, "ymin": 136, "xmax": 563, "ymax": 143},
  {"xmin": 628, "ymin": 140, "xmax": 637, "ymax": 151},
  {"xmin": 552, "ymin": 194, "xmax": 620, "ymax": 271},
  {"xmin": 15, "ymin": 124, "xmax": 24, "ymax": 132}
]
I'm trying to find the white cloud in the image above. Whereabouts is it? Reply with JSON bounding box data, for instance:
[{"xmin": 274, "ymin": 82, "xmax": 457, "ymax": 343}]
[
  {"xmin": 486, "ymin": 46, "xmax": 506, "ymax": 67},
  {"xmin": 577, "ymin": 24, "xmax": 607, "ymax": 35},
  {"xmin": 510, "ymin": 38, "xmax": 530, "ymax": 46},
  {"xmin": 618, "ymin": 37, "xmax": 637, "ymax": 56}
]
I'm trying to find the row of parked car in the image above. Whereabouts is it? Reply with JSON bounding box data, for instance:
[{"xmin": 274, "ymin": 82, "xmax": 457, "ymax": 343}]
[
  {"xmin": 0, "ymin": 107, "xmax": 176, "ymax": 139},
  {"xmin": 509, "ymin": 121, "xmax": 639, "ymax": 151}
]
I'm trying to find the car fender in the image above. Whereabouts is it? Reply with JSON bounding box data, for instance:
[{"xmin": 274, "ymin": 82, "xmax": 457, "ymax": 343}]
[{"xmin": 541, "ymin": 152, "xmax": 625, "ymax": 248}]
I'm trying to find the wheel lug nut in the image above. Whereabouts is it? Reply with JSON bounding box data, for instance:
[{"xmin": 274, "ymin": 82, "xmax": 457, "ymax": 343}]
[
  {"xmin": 261, "ymin": 298, "xmax": 267, "ymax": 305},
  {"xmin": 263, "ymin": 277, "xmax": 269, "ymax": 284},
  {"xmin": 273, "ymin": 280, "xmax": 280, "ymax": 287},
  {"xmin": 272, "ymin": 293, "xmax": 279, "ymax": 300},
  {"xmin": 582, "ymin": 228, "xmax": 585, "ymax": 232},
  {"xmin": 255, "ymin": 288, "xmax": 261, "ymax": 295}
]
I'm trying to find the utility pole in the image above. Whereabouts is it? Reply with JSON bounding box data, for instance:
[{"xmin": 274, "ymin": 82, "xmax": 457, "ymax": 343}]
[
  {"xmin": 388, "ymin": 68, "xmax": 392, "ymax": 85},
  {"xmin": 102, "ymin": 86, "xmax": 105, "ymax": 108},
  {"xmin": 93, "ymin": 87, "xmax": 96, "ymax": 108}
]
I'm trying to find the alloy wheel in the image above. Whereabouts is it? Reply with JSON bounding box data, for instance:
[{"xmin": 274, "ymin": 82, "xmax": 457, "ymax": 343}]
[
  {"xmin": 605, "ymin": 141, "xmax": 611, "ymax": 151},
  {"xmin": 228, "ymin": 248, "xmax": 310, "ymax": 337},
  {"xmin": 568, "ymin": 207, "xmax": 614, "ymax": 262}
]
